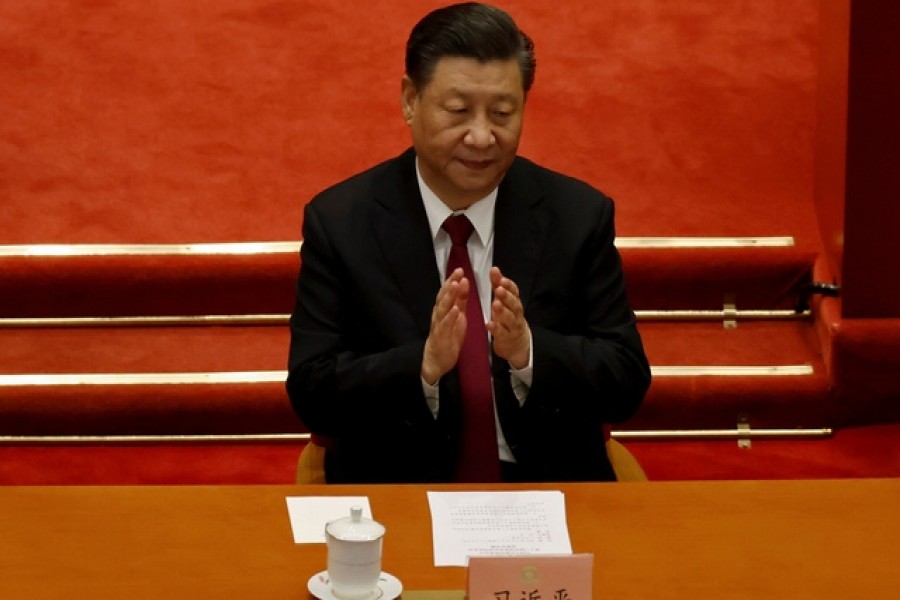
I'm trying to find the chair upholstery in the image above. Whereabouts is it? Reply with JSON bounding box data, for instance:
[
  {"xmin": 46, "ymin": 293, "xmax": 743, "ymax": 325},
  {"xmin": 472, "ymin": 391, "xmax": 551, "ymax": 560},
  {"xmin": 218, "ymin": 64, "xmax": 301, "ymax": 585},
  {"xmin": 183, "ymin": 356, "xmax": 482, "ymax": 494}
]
[
  {"xmin": 605, "ymin": 437, "xmax": 648, "ymax": 481},
  {"xmin": 295, "ymin": 437, "xmax": 328, "ymax": 484}
]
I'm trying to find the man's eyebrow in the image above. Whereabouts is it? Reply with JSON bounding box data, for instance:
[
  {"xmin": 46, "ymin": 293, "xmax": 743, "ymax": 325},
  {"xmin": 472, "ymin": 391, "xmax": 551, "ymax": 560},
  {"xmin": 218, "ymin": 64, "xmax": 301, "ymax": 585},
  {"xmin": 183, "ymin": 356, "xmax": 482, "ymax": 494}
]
[{"xmin": 443, "ymin": 88, "xmax": 520, "ymax": 102}]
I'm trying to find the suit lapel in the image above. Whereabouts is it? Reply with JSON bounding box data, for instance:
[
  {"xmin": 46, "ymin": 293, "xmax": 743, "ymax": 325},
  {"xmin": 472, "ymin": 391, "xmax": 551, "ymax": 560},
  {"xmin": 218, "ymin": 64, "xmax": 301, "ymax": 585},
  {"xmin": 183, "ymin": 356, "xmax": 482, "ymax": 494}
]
[
  {"xmin": 371, "ymin": 149, "xmax": 442, "ymax": 338},
  {"xmin": 493, "ymin": 158, "xmax": 548, "ymax": 309},
  {"xmin": 368, "ymin": 153, "xmax": 549, "ymax": 339},
  {"xmin": 491, "ymin": 159, "xmax": 548, "ymax": 451}
]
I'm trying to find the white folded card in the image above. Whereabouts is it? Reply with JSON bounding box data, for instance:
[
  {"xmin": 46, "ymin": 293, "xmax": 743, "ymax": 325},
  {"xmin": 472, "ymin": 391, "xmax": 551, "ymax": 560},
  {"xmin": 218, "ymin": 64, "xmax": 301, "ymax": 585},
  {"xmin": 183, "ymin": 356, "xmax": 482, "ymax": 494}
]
[{"xmin": 285, "ymin": 496, "xmax": 372, "ymax": 543}]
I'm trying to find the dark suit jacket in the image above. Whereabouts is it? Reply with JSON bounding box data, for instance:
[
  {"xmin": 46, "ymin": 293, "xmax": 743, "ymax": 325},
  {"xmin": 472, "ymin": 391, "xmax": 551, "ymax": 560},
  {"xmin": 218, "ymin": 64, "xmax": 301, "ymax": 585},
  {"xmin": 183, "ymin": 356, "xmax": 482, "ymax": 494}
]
[{"xmin": 286, "ymin": 147, "xmax": 651, "ymax": 483}]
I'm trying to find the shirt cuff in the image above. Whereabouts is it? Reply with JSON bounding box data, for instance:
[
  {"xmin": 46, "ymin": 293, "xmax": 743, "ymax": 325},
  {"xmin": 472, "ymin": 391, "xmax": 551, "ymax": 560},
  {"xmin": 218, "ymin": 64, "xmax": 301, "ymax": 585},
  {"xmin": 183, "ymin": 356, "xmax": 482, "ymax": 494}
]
[
  {"xmin": 421, "ymin": 377, "xmax": 439, "ymax": 419},
  {"xmin": 509, "ymin": 330, "xmax": 533, "ymax": 405}
]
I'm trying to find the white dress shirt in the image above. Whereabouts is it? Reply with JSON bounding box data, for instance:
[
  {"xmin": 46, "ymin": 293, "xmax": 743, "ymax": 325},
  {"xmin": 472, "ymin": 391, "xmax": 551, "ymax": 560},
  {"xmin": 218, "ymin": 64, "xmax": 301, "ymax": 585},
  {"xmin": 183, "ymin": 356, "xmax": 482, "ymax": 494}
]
[{"xmin": 415, "ymin": 160, "xmax": 533, "ymax": 462}]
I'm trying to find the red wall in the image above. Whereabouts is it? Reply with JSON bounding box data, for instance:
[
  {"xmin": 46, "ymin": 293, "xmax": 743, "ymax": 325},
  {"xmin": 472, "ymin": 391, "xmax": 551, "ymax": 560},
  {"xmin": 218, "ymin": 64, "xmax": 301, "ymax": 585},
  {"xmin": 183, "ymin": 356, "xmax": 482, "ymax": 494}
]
[
  {"xmin": 816, "ymin": 0, "xmax": 900, "ymax": 318},
  {"xmin": 841, "ymin": 0, "xmax": 900, "ymax": 317},
  {"xmin": 1, "ymin": 1, "xmax": 821, "ymax": 248},
  {"xmin": 812, "ymin": 0, "xmax": 849, "ymax": 282}
]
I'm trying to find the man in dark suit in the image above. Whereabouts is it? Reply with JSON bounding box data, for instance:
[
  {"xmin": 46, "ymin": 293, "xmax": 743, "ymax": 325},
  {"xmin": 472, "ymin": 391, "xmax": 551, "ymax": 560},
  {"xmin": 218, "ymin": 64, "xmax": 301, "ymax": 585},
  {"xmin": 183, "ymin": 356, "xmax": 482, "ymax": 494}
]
[{"xmin": 286, "ymin": 2, "xmax": 650, "ymax": 483}]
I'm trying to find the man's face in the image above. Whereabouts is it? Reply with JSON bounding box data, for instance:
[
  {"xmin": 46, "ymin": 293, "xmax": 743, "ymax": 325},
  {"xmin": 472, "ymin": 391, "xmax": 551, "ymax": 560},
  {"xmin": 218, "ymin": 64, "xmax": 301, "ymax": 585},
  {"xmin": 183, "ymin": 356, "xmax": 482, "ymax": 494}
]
[{"xmin": 401, "ymin": 56, "xmax": 525, "ymax": 210}]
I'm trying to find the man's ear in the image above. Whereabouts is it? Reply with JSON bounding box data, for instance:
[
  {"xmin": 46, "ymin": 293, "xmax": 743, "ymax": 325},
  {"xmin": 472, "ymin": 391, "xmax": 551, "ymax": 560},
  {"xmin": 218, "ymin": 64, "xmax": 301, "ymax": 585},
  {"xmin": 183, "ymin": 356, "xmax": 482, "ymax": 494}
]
[{"xmin": 400, "ymin": 76, "xmax": 417, "ymax": 125}]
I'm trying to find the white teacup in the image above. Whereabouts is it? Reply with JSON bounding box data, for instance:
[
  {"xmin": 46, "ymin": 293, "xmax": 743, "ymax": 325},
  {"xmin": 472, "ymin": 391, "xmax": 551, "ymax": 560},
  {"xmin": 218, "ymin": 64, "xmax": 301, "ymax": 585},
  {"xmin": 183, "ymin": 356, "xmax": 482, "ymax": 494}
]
[{"xmin": 325, "ymin": 506, "xmax": 386, "ymax": 600}]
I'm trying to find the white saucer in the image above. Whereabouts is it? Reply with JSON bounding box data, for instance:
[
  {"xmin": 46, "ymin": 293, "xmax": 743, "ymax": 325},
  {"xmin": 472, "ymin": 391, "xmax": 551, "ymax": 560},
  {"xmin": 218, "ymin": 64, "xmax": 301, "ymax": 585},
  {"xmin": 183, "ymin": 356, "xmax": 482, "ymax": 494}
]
[{"xmin": 307, "ymin": 570, "xmax": 403, "ymax": 600}]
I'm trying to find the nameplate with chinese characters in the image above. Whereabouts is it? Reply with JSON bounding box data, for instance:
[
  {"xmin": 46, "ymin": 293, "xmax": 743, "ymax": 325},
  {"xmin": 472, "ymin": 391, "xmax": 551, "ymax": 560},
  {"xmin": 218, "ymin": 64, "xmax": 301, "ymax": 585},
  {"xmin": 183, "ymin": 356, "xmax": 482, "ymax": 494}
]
[{"xmin": 466, "ymin": 553, "xmax": 593, "ymax": 600}]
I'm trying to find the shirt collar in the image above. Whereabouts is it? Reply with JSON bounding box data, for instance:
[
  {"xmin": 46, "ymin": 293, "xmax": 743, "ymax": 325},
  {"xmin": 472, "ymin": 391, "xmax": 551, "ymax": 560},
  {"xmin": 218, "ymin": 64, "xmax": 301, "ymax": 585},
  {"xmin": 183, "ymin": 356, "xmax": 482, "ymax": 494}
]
[{"xmin": 416, "ymin": 159, "xmax": 497, "ymax": 246}]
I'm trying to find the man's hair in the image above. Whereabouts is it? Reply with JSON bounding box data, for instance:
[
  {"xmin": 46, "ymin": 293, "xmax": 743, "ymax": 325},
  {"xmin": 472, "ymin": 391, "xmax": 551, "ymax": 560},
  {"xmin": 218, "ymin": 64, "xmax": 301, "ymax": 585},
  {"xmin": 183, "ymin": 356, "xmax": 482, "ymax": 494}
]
[{"xmin": 405, "ymin": 2, "xmax": 536, "ymax": 93}]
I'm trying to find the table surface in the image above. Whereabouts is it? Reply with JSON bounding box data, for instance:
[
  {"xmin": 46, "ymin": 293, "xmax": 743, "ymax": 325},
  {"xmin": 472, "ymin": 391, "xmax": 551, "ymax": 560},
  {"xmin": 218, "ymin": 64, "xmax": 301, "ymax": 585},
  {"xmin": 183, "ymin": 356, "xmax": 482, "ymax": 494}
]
[{"xmin": 2, "ymin": 478, "xmax": 899, "ymax": 599}]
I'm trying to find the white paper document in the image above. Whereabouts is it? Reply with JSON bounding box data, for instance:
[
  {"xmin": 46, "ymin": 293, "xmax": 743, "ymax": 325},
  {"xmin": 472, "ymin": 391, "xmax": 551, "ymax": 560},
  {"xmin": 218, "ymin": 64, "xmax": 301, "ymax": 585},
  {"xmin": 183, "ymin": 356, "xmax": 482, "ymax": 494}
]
[
  {"xmin": 285, "ymin": 496, "xmax": 372, "ymax": 543},
  {"xmin": 426, "ymin": 490, "xmax": 573, "ymax": 566}
]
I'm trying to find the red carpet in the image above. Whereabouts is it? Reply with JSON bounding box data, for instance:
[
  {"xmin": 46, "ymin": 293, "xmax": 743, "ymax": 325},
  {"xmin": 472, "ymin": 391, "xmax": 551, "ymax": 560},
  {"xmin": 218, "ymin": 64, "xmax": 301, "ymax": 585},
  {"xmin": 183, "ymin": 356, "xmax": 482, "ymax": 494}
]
[
  {"xmin": 629, "ymin": 423, "xmax": 900, "ymax": 481},
  {"xmin": 3, "ymin": 423, "xmax": 899, "ymax": 485},
  {"xmin": 0, "ymin": 443, "xmax": 303, "ymax": 486}
]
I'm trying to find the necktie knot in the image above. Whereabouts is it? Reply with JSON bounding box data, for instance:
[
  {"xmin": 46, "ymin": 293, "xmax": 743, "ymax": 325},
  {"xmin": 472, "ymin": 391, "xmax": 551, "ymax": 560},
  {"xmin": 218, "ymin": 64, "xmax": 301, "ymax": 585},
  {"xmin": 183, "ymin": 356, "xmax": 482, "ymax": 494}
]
[{"xmin": 442, "ymin": 214, "xmax": 474, "ymax": 247}]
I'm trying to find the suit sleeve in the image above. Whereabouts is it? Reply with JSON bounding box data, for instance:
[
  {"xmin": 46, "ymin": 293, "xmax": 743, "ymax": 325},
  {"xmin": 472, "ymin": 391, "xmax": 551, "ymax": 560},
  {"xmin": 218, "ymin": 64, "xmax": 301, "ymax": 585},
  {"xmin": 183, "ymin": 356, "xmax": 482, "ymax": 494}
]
[
  {"xmin": 522, "ymin": 195, "xmax": 651, "ymax": 425},
  {"xmin": 285, "ymin": 200, "xmax": 434, "ymax": 437}
]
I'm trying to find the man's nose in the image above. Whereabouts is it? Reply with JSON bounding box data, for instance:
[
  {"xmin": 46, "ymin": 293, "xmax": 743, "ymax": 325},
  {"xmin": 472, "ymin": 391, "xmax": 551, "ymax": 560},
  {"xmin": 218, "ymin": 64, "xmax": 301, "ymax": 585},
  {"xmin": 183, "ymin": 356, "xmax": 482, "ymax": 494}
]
[{"xmin": 464, "ymin": 115, "xmax": 496, "ymax": 147}]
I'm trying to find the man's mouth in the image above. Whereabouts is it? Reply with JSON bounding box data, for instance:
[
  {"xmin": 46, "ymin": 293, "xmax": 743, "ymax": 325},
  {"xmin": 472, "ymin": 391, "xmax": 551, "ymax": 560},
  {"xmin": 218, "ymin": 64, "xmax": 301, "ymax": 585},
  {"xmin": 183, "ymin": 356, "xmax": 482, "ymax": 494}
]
[{"xmin": 458, "ymin": 158, "xmax": 493, "ymax": 170}]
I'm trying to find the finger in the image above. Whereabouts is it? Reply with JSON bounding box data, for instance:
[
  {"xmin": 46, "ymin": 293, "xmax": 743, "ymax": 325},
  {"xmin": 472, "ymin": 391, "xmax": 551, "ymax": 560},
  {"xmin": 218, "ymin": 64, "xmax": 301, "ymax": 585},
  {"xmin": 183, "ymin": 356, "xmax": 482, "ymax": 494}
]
[
  {"xmin": 445, "ymin": 266, "xmax": 465, "ymax": 283},
  {"xmin": 488, "ymin": 297, "xmax": 515, "ymax": 334},
  {"xmin": 497, "ymin": 276, "xmax": 520, "ymax": 300},
  {"xmin": 442, "ymin": 272, "xmax": 469, "ymax": 304},
  {"xmin": 490, "ymin": 267, "xmax": 520, "ymax": 299},
  {"xmin": 493, "ymin": 285, "xmax": 523, "ymax": 320},
  {"xmin": 489, "ymin": 266, "xmax": 503, "ymax": 288}
]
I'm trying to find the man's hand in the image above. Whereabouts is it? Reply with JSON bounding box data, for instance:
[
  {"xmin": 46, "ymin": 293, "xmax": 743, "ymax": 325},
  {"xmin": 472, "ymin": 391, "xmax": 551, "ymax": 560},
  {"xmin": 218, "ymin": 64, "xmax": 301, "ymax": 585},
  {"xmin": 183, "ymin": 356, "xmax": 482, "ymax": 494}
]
[
  {"xmin": 421, "ymin": 267, "xmax": 469, "ymax": 384},
  {"xmin": 486, "ymin": 266, "xmax": 530, "ymax": 369}
]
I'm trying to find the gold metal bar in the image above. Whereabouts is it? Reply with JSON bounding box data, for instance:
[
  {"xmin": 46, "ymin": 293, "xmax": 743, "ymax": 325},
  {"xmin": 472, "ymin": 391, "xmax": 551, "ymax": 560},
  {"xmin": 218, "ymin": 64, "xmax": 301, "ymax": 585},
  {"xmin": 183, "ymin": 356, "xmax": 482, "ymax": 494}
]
[
  {"xmin": 0, "ymin": 364, "xmax": 816, "ymax": 387},
  {"xmin": 0, "ymin": 433, "xmax": 310, "ymax": 444},
  {"xmin": 650, "ymin": 365, "xmax": 814, "ymax": 376},
  {"xmin": 0, "ymin": 236, "xmax": 795, "ymax": 257},
  {"xmin": 0, "ymin": 371, "xmax": 287, "ymax": 386},
  {"xmin": 0, "ymin": 309, "xmax": 810, "ymax": 329},
  {"xmin": 611, "ymin": 428, "xmax": 833, "ymax": 440},
  {"xmin": 0, "ymin": 314, "xmax": 289, "ymax": 328},
  {"xmin": 634, "ymin": 309, "xmax": 809, "ymax": 321},
  {"xmin": 0, "ymin": 428, "xmax": 833, "ymax": 445},
  {"xmin": 0, "ymin": 242, "xmax": 301, "ymax": 256},
  {"xmin": 615, "ymin": 237, "xmax": 795, "ymax": 248}
]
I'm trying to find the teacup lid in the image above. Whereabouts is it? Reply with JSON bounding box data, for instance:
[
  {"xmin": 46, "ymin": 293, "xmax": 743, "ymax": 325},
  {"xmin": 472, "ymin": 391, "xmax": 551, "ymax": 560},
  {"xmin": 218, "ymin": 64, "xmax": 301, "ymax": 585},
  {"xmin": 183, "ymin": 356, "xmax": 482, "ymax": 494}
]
[{"xmin": 325, "ymin": 506, "xmax": 385, "ymax": 541}]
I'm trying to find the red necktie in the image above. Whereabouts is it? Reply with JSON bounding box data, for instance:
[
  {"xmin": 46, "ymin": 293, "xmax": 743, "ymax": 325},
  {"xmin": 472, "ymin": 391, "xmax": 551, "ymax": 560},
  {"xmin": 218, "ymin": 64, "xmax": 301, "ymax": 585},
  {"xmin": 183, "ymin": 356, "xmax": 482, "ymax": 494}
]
[{"xmin": 442, "ymin": 215, "xmax": 501, "ymax": 482}]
